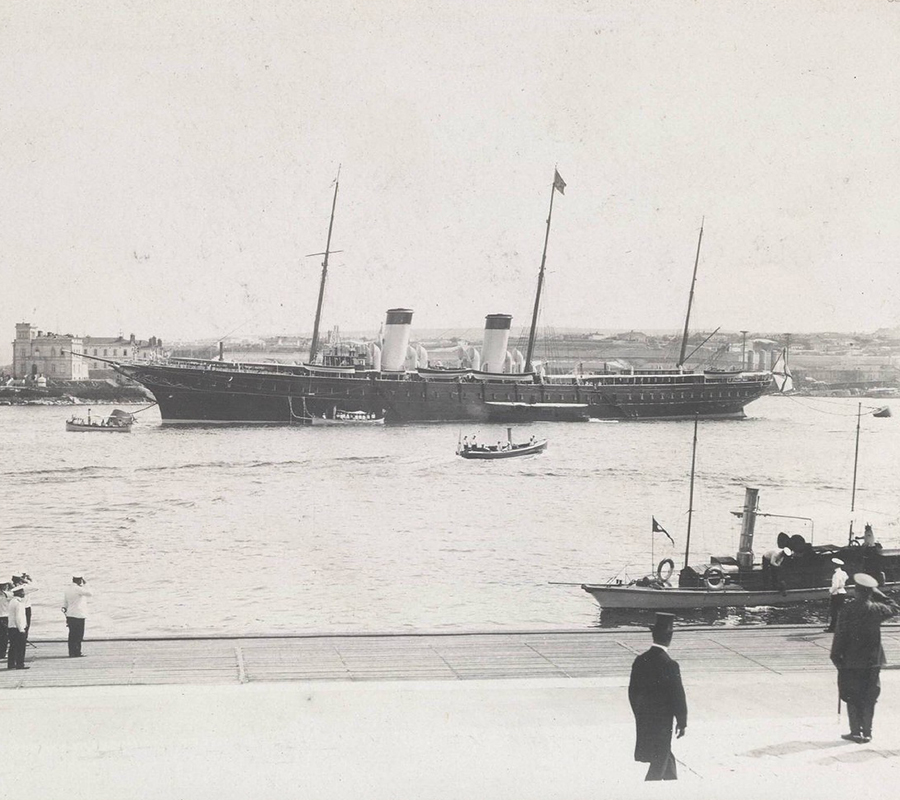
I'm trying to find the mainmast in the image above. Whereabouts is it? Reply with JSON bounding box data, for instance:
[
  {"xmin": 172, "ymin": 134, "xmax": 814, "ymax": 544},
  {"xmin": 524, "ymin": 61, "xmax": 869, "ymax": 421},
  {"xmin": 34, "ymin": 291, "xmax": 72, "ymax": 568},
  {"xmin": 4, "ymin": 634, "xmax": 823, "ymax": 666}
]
[
  {"xmin": 308, "ymin": 170, "xmax": 341, "ymax": 364},
  {"xmin": 677, "ymin": 218, "xmax": 704, "ymax": 369},
  {"xmin": 683, "ymin": 414, "xmax": 699, "ymax": 568},
  {"xmin": 524, "ymin": 169, "xmax": 566, "ymax": 375}
]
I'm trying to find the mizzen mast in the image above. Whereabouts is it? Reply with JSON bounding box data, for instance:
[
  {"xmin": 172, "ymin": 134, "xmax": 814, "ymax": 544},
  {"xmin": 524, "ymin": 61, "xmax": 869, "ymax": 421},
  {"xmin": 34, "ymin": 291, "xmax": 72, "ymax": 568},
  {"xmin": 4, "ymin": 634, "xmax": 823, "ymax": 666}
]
[
  {"xmin": 524, "ymin": 169, "xmax": 566, "ymax": 375},
  {"xmin": 677, "ymin": 217, "xmax": 704, "ymax": 369},
  {"xmin": 308, "ymin": 169, "xmax": 341, "ymax": 364}
]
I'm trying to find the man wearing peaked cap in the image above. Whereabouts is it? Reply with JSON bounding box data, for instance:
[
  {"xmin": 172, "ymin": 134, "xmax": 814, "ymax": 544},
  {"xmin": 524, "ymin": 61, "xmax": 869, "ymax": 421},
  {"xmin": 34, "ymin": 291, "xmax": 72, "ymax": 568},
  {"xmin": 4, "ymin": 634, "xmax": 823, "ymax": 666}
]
[
  {"xmin": 7, "ymin": 585, "xmax": 28, "ymax": 670},
  {"xmin": 824, "ymin": 558, "xmax": 849, "ymax": 633},
  {"xmin": 63, "ymin": 574, "xmax": 92, "ymax": 657},
  {"xmin": 830, "ymin": 573, "xmax": 898, "ymax": 743},
  {"xmin": 628, "ymin": 612, "xmax": 688, "ymax": 781}
]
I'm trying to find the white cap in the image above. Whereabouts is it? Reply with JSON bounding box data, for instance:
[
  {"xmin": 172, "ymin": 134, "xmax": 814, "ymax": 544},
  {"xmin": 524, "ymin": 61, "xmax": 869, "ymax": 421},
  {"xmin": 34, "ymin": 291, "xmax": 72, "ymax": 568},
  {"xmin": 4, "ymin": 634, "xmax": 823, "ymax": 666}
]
[{"xmin": 832, "ymin": 558, "xmax": 844, "ymax": 566}]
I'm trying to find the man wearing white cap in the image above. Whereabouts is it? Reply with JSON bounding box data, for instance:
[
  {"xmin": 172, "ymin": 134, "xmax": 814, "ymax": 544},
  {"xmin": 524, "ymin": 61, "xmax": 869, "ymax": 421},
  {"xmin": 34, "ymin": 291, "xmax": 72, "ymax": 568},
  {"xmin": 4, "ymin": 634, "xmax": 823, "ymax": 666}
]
[
  {"xmin": 830, "ymin": 573, "xmax": 898, "ymax": 743},
  {"xmin": 629, "ymin": 612, "xmax": 688, "ymax": 781},
  {"xmin": 62, "ymin": 574, "xmax": 92, "ymax": 657},
  {"xmin": 824, "ymin": 558, "xmax": 848, "ymax": 633},
  {"xmin": 7, "ymin": 585, "xmax": 28, "ymax": 670},
  {"xmin": 762, "ymin": 545, "xmax": 792, "ymax": 594}
]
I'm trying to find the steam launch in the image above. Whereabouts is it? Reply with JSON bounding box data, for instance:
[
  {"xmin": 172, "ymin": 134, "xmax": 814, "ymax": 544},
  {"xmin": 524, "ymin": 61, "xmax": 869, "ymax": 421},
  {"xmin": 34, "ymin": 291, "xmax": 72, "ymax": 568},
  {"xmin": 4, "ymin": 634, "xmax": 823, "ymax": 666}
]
[{"xmin": 104, "ymin": 171, "xmax": 774, "ymax": 424}]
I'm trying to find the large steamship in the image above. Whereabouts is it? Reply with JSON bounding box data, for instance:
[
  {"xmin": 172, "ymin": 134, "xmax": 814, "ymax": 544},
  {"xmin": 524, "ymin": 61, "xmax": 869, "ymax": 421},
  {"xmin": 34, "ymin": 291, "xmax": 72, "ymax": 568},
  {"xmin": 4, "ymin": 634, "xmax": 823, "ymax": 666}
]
[{"xmin": 104, "ymin": 173, "xmax": 774, "ymax": 424}]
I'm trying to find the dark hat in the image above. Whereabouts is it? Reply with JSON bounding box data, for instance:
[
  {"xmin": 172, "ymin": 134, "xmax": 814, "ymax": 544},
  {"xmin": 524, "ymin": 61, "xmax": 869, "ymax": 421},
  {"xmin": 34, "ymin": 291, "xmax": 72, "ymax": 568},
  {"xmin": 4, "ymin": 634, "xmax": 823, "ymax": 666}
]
[
  {"xmin": 650, "ymin": 612, "xmax": 676, "ymax": 635},
  {"xmin": 854, "ymin": 573, "xmax": 878, "ymax": 589}
]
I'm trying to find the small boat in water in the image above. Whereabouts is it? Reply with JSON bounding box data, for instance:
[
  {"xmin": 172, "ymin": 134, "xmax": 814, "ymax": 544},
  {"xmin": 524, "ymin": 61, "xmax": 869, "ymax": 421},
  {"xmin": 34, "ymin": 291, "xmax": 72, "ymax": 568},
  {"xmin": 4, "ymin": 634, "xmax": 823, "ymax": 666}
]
[
  {"xmin": 457, "ymin": 428, "xmax": 547, "ymax": 459},
  {"xmin": 580, "ymin": 412, "xmax": 900, "ymax": 611},
  {"xmin": 66, "ymin": 408, "xmax": 134, "ymax": 433},
  {"xmin": 873, "ymin": 406, "xmax": 891, "ymax": 418},
  {"xmin": 313, "ymin": 407, "xmax": 385, "ymax": 425}
]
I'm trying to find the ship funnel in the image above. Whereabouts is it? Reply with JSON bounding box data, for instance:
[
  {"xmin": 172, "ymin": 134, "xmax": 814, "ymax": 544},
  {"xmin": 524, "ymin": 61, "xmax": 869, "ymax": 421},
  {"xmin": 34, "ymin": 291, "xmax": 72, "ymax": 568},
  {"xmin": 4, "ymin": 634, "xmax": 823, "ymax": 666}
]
[
  {"xmin": 481, "ymin": 314, "xmax": 512, "ymax": 374},
  {"xmin": 381, "ymin": 308, "xmax": 413, "ymax": 371},
  {"xmin": 736, "ymin": 487, "xmax": 759, "ymax": 569}
]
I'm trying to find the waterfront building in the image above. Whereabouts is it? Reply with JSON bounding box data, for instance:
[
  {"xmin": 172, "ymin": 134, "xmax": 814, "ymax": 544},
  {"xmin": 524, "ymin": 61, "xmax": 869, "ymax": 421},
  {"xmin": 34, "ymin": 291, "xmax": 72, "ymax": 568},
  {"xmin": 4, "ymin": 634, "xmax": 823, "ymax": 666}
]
[{"xmin": 12, "ymin": 324, "xmax": 163, "ymax": 381}]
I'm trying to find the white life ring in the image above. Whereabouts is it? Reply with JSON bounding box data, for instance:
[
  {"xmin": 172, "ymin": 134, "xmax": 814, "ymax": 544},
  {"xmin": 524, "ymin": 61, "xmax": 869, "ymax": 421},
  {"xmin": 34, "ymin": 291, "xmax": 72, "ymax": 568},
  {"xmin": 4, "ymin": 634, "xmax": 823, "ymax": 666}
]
[
  {"xmin": 656, "ymin": 558, "xmax": 675, "ymax": 584},
  {"xmin": 703, "ymin": 567, "xmax": 725, "ymax": 589}
]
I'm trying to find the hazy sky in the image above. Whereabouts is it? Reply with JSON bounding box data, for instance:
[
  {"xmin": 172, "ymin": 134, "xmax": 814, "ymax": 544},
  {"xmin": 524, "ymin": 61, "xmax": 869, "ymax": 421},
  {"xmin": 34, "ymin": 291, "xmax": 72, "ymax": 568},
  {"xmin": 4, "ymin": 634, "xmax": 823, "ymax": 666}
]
[{"xmin": 1, "ymin": 0, "xmax": 899, "ymax": 363}]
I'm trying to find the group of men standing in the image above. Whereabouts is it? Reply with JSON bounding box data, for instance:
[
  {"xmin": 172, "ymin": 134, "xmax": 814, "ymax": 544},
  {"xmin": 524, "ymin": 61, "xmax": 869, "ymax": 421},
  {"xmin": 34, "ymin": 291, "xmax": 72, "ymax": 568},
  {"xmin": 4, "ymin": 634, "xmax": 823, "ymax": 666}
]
[
  {"xmin": 629, "ymin": 570, "xmax": 897, "ymax": 781},
  {"xmin": 0, "ymin": 573, "xmax": 93, "ymax": 670}
]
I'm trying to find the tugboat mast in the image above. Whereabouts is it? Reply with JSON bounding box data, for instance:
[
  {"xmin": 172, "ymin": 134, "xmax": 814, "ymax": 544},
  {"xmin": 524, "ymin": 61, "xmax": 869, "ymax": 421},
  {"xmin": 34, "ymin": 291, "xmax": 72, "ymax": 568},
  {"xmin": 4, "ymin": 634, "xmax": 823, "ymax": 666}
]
[
  {"xmin": 309, "ymin": 169, "xmax": 341, "ymax": 364},
  {"xmin": 677, "ymin": 218, "xmax": 704, "ymax": 369},
  {"xmin": 524, "ymin": 169, "xmax": 565, "ymax": 375}
]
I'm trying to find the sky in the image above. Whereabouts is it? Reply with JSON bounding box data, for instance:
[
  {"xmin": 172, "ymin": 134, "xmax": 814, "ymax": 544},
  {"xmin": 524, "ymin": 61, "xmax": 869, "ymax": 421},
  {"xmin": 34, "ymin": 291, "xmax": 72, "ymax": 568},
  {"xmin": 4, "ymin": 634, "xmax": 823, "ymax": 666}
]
[{"xmin": 1, "ymin": 0, "xmax": 899, "ymax": 363}]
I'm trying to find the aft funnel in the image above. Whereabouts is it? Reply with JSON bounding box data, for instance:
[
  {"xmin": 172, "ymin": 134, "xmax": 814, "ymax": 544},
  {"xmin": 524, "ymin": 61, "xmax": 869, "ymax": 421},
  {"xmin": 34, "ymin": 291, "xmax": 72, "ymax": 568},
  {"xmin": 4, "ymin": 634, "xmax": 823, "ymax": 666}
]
[
  {"xmin": 481, "ymin": 314, "xmax": 512, "ymax": 374},
  {"xmin": 381, "ymin": 308, "xmax": 414, "ymax": 372}
]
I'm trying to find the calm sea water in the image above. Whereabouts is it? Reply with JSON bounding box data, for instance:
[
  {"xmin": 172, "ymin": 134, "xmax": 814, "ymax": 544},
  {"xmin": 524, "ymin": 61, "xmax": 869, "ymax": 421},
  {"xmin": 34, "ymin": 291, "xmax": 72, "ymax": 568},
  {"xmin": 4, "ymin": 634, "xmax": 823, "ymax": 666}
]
[{"xmin": 1, "ymin": 395, "xmax": 897, "ymax": 637}]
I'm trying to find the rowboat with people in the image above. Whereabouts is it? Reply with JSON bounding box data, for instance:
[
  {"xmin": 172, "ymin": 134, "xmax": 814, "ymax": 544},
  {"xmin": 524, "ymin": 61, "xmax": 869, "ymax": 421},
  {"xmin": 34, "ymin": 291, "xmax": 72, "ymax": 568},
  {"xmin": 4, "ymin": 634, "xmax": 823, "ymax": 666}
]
[
  {"xmin": 65, "ymin": 408, "xmax": 134, "ymax": 433},
  {"xmin": 457, "ymin": 428, "xmax": 547, "ymax": 459}
]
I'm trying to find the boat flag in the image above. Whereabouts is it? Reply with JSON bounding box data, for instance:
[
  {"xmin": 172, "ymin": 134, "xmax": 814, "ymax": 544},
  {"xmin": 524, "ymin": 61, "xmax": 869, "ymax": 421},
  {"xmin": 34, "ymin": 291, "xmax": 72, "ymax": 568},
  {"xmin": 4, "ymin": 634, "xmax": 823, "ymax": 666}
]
[
  {"xmin": 652, "ymin": 516, "xmax": 674, "ymax": 545},
  {"xmin": 771, "ymin": 348, "xmax": 794, "ymax": 393},
  {"xmin": 553, "ymin": 169, "xmax": 566, "ymax": 195}
]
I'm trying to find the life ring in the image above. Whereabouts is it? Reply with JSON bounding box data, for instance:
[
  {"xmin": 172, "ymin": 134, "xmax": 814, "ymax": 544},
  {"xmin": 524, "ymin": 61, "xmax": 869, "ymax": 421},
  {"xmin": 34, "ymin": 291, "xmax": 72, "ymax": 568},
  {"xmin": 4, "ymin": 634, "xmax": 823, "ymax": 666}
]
[
  {"xmin": 656, "ymin": 558, "xmax": 675, "ymax": 584},
  {"xmin": 703, "ymin": 567, "xmax": 725, "ymax": 589}
]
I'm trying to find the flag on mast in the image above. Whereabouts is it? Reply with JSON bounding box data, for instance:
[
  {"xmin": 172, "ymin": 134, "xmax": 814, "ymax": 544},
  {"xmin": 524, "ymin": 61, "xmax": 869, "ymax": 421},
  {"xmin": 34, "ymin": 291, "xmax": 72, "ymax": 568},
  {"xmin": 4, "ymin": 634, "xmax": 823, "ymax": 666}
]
[
  {"xmin": 652, "ymin": 516, "xmax": 674, "ymax": 545},
  {"xmin": 771, "ymin": 348, "xmax": 793, "ymax": 393},
  {"xmin": 553, "ymin": 169, "xmax": 566, "ymax": 195}
]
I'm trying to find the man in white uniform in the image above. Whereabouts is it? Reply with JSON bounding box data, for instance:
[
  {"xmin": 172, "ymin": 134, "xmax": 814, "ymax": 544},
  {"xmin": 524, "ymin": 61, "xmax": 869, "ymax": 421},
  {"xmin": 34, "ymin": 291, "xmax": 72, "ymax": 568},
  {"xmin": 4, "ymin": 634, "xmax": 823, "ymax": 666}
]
[
  {"xmin": 7, "ymin": 586, "xmax": 28, "ymax": 670},
  {"xmin": 825, "ymin": 557, "xmax": 848, "ymax": 633},
  {"xmin": 63, "ymin": 574, "xmax": 93, "ymax": 657}
]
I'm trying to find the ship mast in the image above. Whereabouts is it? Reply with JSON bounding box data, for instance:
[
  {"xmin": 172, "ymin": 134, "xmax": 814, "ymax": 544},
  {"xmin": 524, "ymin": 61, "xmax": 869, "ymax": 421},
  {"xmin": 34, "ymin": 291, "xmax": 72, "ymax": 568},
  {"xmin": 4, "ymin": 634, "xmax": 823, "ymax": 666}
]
[
  {"xmin": 677, "ymin": 218, "xmax": 704, "ymax": 369},
  {"xmin": 848, "ymin": 401, "xmax": 862, "ymax": 544},
  {"xmin": 308, "ymin": 169, "xmax": 341, "ymax": 364},
  {"xmin": 683, "ymin": 414, "xmax": 699, "ymax": 568},
  {"xmin": 524, "ymin": 169, "xmax": 565, "ymax": 375}
]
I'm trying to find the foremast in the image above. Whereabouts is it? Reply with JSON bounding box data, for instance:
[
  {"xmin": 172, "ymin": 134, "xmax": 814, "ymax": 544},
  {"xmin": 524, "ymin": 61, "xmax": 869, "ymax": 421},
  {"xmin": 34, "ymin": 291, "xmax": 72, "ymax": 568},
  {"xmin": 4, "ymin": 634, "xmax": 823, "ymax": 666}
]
[
  {"xmin": 524, "ymin": 169, "xmax": 566, "ymax": 375},
  {"xmin": 308, "ymin": 169, "xmax": 341, "ymax": 364}
]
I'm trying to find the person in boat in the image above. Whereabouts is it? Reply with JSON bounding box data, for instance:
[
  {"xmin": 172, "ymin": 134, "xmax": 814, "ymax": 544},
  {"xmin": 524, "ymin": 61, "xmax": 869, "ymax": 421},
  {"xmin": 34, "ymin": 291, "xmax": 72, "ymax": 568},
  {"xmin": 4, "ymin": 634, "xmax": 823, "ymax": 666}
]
[
  {"xmin": 830, "ymin": 573, "xmax": 898, "ymax": 743},
  {"xmin": 824, "ymin": 558, "xmax": 849, "ymax": 633},
  {"xmin": 462, "ymin": 436, "xmax": 469, "ymax": 451},
  {"xmin": 762, "ymin": 545, "xmax": 792, "ymax": 594},
  {"xmin": 628, "ymin": 612, "xmax": 687, "ymax": 781}
]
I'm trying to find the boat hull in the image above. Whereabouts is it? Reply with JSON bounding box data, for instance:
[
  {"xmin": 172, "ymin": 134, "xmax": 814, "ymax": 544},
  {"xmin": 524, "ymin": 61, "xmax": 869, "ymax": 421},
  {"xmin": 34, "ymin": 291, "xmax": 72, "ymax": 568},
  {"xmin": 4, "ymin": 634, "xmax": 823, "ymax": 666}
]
[
  {"xmin": 66, "ymin": 422, "xmax": 132, "ymax": 433},
  {"xmin": 581, "ymin": 582, "xmax": 900, "ymax": 610},
  {"xmin": 458, "ymin": 440, "xmax": 548, "ymax": 459},
  {"xmin": 112, "ymin": 362, "xmax": 771, "ymax": 425}
]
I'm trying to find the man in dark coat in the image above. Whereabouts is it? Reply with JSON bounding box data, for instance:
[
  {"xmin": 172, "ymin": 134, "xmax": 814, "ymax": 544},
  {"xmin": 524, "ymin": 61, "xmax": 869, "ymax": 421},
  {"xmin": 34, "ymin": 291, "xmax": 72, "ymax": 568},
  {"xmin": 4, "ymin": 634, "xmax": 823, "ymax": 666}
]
[
  {"xmin": 831, "ymin": 572, "xmax": 897, "ymax": 743},
  {"xmin": 628, "ymin": 612, "xmax": 688, "ymax": 781}
]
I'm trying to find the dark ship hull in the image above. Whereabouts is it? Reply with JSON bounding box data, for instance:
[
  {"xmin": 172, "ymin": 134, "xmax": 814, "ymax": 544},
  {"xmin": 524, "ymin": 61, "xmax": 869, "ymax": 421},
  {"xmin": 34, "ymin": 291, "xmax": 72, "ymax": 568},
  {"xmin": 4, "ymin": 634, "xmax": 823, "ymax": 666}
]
[{"xmin": 112, "ymin": 360, "xmax": 772, "ymax": 424}]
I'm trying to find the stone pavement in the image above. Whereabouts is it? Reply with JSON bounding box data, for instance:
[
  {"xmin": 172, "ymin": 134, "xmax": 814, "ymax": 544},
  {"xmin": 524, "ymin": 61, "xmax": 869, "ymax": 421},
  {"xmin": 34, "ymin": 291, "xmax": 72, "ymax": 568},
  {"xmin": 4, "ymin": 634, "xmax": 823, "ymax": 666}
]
[{"xmin": 2, "ymin": 626, "xmax": 899, "ymax": 798}]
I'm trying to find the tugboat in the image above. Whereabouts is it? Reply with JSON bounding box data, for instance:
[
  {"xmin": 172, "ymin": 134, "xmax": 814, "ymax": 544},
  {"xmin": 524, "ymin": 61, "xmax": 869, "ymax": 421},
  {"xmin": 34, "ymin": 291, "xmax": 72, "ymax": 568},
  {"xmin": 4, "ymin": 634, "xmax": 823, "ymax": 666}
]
[{"xmin": 581, "ymin": 413, "xmax": 900, "ymax": 610}]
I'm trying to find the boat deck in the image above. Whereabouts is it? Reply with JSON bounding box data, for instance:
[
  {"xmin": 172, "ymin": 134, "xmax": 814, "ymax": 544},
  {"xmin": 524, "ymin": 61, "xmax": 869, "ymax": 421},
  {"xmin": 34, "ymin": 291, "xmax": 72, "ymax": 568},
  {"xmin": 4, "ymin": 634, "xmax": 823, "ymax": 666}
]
[{"xmin": 9, "ymin": 625, "xmax": 900, "ymax": 689}]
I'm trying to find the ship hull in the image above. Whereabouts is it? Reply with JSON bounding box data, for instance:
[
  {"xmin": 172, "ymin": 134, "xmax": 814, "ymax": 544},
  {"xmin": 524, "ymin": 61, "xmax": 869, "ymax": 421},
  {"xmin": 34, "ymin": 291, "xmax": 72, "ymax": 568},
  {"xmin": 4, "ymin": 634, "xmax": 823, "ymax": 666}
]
[
  {"xmin": 582, "ymin": 581, "xmax": 900, "ymax": 610},
  {"xmin": 114, "ymin": 362, "xmax": 771, "ymax": 425}
]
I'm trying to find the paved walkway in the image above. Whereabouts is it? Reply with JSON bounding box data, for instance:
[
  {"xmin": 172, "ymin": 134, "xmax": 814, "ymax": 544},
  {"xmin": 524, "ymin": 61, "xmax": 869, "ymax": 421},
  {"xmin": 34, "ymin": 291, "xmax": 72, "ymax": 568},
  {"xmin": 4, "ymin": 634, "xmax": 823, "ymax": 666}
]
[{"xmin": 3, "ymin": 626, "xmax": 900, "ymax": 798}]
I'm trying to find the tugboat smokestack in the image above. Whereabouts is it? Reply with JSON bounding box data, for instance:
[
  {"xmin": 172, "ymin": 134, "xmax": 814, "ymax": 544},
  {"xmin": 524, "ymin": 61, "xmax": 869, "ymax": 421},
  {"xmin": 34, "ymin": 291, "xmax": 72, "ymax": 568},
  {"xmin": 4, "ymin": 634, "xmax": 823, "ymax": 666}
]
[{"xmin": 737, "ymin": 487, "xmax": 759, "ymax": 569}]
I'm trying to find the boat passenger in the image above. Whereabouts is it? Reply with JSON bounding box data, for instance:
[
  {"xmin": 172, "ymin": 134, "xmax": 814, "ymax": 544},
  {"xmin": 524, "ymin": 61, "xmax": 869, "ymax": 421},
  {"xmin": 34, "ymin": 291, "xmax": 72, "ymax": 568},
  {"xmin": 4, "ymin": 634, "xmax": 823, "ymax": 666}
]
[
  {"xmin": 824, "ymin": 558, "xmax": 848, "ymax": 633},
  {"xmin": 762, "ymin": 545, "xmax": 792, "ymax": 594}
]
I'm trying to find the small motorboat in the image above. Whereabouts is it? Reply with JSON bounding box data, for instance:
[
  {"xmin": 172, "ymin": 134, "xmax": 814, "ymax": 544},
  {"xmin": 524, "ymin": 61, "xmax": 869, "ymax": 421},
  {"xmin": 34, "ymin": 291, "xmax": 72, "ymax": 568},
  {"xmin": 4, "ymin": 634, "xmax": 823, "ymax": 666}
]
[
  {"xmin": 457, "ymin": 428, "xmax": 547, "ymax": 459},
  {"xmin": 66, "ymin": 408, "xmax": 134, "ymax": 433},
  {"xmin": 873, "ymin": 406, "xmax": 892, "ymax": 418}
]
